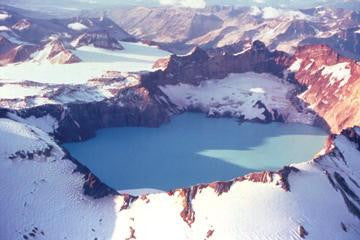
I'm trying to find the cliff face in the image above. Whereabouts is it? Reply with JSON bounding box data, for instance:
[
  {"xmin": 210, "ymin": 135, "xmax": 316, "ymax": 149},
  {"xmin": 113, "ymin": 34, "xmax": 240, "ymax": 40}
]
[
  {"xmin": 8, "ymin": 85, "xmax": 170, "ymax": 142},
  {"xmin": 153, "ymin": 41, "xmax": 360, "ymax": 134},
  {"xmin": 151, "ymin": 41, "xmax": 292, "ymax": 86},
  {"xmin": 71, "ymin": 31, "xmax": 124, "ymax": 50},
  {"xmin": 147, "ymin": 41, "xmax": 324, "ymax": 126},
  {"xmin": 0, "ymin": 36, "xmax": 38, "ymax": 65},
  {"xmin": 290, "ymin": 44, "xmax": 360, "ymax": 133}
]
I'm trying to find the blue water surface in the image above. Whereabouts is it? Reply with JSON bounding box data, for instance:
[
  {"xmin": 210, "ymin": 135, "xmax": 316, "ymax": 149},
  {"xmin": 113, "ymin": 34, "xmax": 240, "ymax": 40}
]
[{"xmin": 63, "ymin": 113, "xmax": 327, "ymax": 191}]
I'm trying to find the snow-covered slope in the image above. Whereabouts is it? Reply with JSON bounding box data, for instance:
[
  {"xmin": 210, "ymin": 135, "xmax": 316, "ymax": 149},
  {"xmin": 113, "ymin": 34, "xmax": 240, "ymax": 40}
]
[
  {"xmin": 159, "ymin": 72, "xmax": 314, "ymax": 124},
  {"xmin": 0, "ymin": 41, "xmax": 170, "ymax": 84},
  {"xmin": 0, "ymin": 116, "xmax": 359, "ymax": 240},
  {"xmin": 0, "ymin": 72, "xmax": 142, "ymax": 109}
]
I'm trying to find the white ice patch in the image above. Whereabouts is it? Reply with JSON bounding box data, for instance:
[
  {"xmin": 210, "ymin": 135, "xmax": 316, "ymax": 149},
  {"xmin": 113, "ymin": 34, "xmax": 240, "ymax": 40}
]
[
  {"xmin": 0, "ymin": 84, "xmax": 44, "ymax": 99},
  {"xmin": 0, "ymin": 12, "xmax": 11, "ymax": 21},
  {"xmin": 321, "ymin": 62, "xmax": 351, "ymax": 88},
  {"xmin": 262, "ymin": 7, "xmax": 308, "ymax": 20},
  {"xmin": 118, "ymin": 188, "xmax": 164, "ymax": 196},
  {"xmin": 289, "ymin": 58, "xmax": 303, "ymax": 72},
  {"xmin": 67, "ymin": 22, "xmax": 88, "ymax": 31},
  {"xmin": 250, "ymin": 88, "xmax": 265, "ymax": 93},
  {"xmin": 160, "ymin": 72, "xmax": 294, "ymax": 120},
  {"xmin": 0, "ymin": 26, "xmax": 10, "ymax": 31},
  {"xmin": 304, "ymin": 59, "xmax": 315, "ymax": 70},
  {"xmin": 0, "ymin": 41, "xmax": 170, "ymax": 84}
]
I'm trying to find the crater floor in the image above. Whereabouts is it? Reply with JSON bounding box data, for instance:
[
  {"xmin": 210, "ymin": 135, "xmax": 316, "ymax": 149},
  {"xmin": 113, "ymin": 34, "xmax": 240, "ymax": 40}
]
[{"xmin": 63, "ymin": 113, "xmax": 327, "ymax": 191}]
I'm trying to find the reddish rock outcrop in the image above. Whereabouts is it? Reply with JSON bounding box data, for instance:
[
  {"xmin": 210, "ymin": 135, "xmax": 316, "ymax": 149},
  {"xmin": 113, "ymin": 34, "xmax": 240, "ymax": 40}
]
[
  {"xmin": 206, "ymin": 229, "xmax": 214, "ymax": 239},
  {"xmin": 236, "ymin": 166, "xmax": 300, "ymax": 192},
  {"xmin": 299, "ymin": 225, "xmax": 308, "ymax": 238},
  {"xmin": 175, "ymin": 165, "xmax": 300, "ymax": 226},
  {"xmin": 292, "ymin": 44, "xmax": 360, "ymax": 133},
  {"xmin": 120, "ymin": 194, "xmax": 139, "ymax": 211},
  {"xmin": 0, "ymin": 36, "xmax": 38, "ymax": 65},
  {"xmin": 35, "ymin": 40, "xmax": 81, "ymax": 64},
  {"xmin": 125, "ymin": 226, "xmax": 136, "ymax": 240},
  {"xmin": 179, "ymin": 188, "xmax": 197, "ymax": 227}
]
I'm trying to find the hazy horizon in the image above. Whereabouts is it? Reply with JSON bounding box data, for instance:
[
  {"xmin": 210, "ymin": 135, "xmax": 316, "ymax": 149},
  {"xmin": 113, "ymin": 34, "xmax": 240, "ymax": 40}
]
[{"xmin": 2, "ymin": 0, "xmax": 359, "ymax": 11}]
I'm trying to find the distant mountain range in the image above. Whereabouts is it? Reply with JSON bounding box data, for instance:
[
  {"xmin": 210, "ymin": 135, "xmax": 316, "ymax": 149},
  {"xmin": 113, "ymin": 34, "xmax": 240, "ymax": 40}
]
[{"xmin": 111, "ymin": 5, "xmax": 360, "ymax": 59}]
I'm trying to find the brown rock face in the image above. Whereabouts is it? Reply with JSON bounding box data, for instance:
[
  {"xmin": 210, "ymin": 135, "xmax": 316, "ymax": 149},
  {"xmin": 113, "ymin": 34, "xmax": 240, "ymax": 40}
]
[
  {"xmin": 39, "ymin": 40, "xmax": 81, "ymax": 64},
  {"xmin": 0, "ymin": 36, "xmax": 38, "ymax": 65},
  {"xmin": 292, "ymin": 44, "xmax": 360, "ymax": 133},
  {"xmin": 148, "ymin": 40, "xmax": 291, "ymax": 86},
  {"xmin": 0, "ymin": 36, "xmax": 16, "ymax": 55}
]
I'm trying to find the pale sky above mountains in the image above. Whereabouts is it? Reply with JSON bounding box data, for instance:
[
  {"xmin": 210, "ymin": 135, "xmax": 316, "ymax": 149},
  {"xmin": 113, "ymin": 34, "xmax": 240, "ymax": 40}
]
[{"xmin": 2, "ymin": 0, "xmax": 359, "ymax": 10}]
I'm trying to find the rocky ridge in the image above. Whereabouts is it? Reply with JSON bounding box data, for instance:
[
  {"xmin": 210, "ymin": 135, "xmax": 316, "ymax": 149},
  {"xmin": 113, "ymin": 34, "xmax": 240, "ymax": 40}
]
[
  {"xmin": 112, "ymin": 6, "xmax": 360, "ymax": 58},
  {"xmin": 71, "ymin": 31, "xmax": 124, "ymax": 50},
  {"xmin": 290, "ymin": 44, "xmax": 360, "ymax": 133}
]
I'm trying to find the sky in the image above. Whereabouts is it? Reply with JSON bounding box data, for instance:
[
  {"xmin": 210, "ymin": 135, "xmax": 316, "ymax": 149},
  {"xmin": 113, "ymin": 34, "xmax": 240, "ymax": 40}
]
[{"xmin": 3, "ymin": 0, "xmax": 359, "ymax": 10}]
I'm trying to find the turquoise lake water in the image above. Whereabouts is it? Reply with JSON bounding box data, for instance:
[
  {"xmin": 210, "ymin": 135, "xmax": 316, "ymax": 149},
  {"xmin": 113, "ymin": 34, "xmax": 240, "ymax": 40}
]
[{"xmin": 63, "ymin": 113, "xmax": 327, "ymax": 191}]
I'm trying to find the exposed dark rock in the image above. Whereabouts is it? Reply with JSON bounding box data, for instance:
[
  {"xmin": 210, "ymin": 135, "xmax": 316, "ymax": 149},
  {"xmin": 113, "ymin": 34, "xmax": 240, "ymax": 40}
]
[
  {"xmin": 149, "ymin": 40, "xmax": 292, "ymax": 86},
  {"xmin": 339, "ymin": 189, "xmax": 360, "ymax": 220},
  {"xmin": 299, "ymin": 225, "xmax": 308, "ymax": 238},
  {"xmin": 37, "ymin": 40, "xmax": 81, "ymax": 64},
  {"xmin": 62, "ymin": 149, "xmax": 118, "ymax": 199},
  {"xmin": 120, "ymin": 195, "xmax": 139, "ymax": 211},
  {"xmin": 179, "ymin": 187, "xmax": 199, "ymax": 227},
  {"xmin": 208, "ymin": 181, "xmax": 233, "ymax": 196},
  {"xmin": 126, "ymin": 226, "xmax": 136, "ymax": 240},
  {"xmin": 334, "ymin": 172, "xmax": 360, "ymax": 205},
  {"xmin": 341, "ymin": 222, "xmax": 347, "ymax": 232},
  {"xmin": 72, "ymin": 31, "xmax": 124, "ymax": 50},
  {"xmin": 0, "ymin": 36, "xmax": 38, "ymax": 65},
  {"xmin": 238, "ymin": 166, "xmax": 300, "ymax": 192},
  {"xmin": 206, "ymin": 229, "xmax": 214, "ymax": 239}
]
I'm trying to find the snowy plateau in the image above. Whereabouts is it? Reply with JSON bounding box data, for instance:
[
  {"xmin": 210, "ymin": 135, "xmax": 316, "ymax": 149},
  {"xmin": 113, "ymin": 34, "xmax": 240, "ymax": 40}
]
[{"xmin": 0, "ymin": 3, "xmax": 359, "ymax": 240}]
